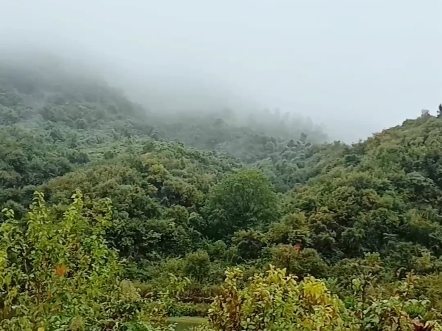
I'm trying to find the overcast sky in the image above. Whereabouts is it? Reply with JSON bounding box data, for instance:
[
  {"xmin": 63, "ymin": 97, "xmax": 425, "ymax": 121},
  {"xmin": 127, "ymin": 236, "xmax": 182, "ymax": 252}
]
[{"xmin": 1, "ymin": 0, "xmax": 441, "ymax": 142}]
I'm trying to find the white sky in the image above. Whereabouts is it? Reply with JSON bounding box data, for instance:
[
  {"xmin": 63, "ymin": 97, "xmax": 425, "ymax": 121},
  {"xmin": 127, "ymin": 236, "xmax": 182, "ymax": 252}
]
[{"xmin": 1, "ymin": 0, "xmax": 441, "ymax": 141}]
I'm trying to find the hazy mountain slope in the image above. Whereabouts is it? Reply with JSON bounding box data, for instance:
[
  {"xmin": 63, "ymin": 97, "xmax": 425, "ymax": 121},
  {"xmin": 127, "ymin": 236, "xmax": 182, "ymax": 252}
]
[
  {"xmin": 282, "ymin": 114, "xmax": 442, "ymax": 263},
  {"xmin": 2, "ymin": 55, "xmax": 442, "ymax": 319},
  {"xmin": 0, "ymin": 56, "xmax": 334, "ymax": 194}
]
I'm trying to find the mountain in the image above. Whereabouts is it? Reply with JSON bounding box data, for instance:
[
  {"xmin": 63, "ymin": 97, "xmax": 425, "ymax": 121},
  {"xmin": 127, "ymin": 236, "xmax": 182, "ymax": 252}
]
[{"xmin": 1, "ymin": 55, "xmax": 442, "ymax": 329}]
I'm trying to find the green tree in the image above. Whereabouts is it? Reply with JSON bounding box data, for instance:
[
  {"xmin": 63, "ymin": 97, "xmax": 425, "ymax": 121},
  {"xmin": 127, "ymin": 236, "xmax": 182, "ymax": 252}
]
[
  {"xmin": 231, "ymin": 229, "xmax": 266, "ymax": 261},
  {"xmin": 0, "ymin": 191, "xmax": 167, "ymax": 331},
  {"xmin": 204, "ymin": 169, "xmax": 278, "ymax": 240},
  {"xmin": 184, "ymin": 250, "xmax": 211, "ymax": 283},
  {"xmin": 270, "ymin": 245, "xmax": 329, "ymax": 278},
  {"xmin": 207, "ymin": 266, "xmax": 356, "ymax": 331}
]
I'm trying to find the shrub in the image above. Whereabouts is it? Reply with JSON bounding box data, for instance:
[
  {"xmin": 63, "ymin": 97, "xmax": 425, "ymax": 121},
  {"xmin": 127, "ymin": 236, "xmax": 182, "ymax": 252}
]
[
  {"xmin": 207, "ymin": 265, "xmax": 355, "ymax": 331},
  {"xmin": 0, "ymin": 191, "xmax": 170, "ymax": 331}
]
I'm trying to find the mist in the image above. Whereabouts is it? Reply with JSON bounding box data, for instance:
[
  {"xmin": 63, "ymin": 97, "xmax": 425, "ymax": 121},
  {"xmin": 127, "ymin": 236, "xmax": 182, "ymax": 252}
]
[{"xmin": 1, "ymin": 0, "xmax": 441, "ymax": 142}]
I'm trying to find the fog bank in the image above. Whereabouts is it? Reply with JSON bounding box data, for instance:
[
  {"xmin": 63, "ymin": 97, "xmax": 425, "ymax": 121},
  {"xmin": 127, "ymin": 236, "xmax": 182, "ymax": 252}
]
[{"xmin": 1, "ymin": 0, "xmax": 441, "ymax": 142}]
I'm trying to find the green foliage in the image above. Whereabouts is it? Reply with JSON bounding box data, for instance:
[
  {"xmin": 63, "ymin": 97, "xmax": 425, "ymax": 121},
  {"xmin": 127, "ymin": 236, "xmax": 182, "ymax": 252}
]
[
  {"xmin": 0, "ymin": 191, "xmax": 172, "ymax": 331},
  {"xmin": 207, "ymin": 266, "xmax": 356, "ymax": 331},
  {"xmin": 231, "ymin": 230, "xmax": 266, "ymax": 261},
  {"xmin": 205, "ymin": 266, "xmax": 442, "ymax": 331},
  {"xmin": 184, "ymin": 250, "xmax": 211, "ymax": 283},
  {"xmin": 2, "ymin": 55, "xmax": 442, "ymax": 329},
  {"xmin": 270, "ymin": 245, "xmax": 329, "ymax": 278},
  {"xmin": 204, "ymin": 169, "xmax": 278, "ymax": 240}
]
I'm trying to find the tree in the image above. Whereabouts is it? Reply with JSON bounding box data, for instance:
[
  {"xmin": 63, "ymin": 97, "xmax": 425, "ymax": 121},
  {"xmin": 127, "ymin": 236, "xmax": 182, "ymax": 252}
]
[
  {"xmin": 0, "ymin": 190, "xmax": 166, "ymax": 331},
  {"xmin": 207, "ymin": 266, "xmax": 356, "ymax": 331},
  {"xmin": 270, "ymin": 245, "xmax": 329, "ymax": 278},
  {"xmin": 232, "ymin": 229, "xmax": 266, "ymax": 261},
  {"xmin": 184, "ymin": 249, "xmax": 211, "ymax": 283},
  {"xmin": 204, "ymin": 169, "xmax": 278, "ymax": 240}
]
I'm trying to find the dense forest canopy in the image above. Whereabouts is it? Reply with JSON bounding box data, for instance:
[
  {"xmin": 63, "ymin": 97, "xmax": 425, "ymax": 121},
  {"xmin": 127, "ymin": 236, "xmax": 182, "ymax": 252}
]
[{"xmin": 1, "ymin": 55, "xmax": 442, "ymax": 330}]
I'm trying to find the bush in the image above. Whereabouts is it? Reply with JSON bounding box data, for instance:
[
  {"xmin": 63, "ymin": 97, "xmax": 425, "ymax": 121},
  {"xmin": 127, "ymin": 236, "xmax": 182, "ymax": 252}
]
[
  {"xmin": 0, "ymin": 191, "xmax": 170, "ymax": 331},
  {"xmin": 203, "ymin": 266, "xmax": 442, "ymax": 331},
  {"xmin": 270, "ymin": 245, "xmax": 329, "ymax": 278},
  {"xmin": 207, "ymin": 265, "xmax": 354, "ymax": 331}
]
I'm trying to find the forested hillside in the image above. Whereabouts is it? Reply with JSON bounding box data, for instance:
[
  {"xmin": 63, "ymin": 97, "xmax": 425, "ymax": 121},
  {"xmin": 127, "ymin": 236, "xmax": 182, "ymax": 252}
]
[{"xmin": 1, "ymin": 57, "xmax": 442, "ymax": 330}]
